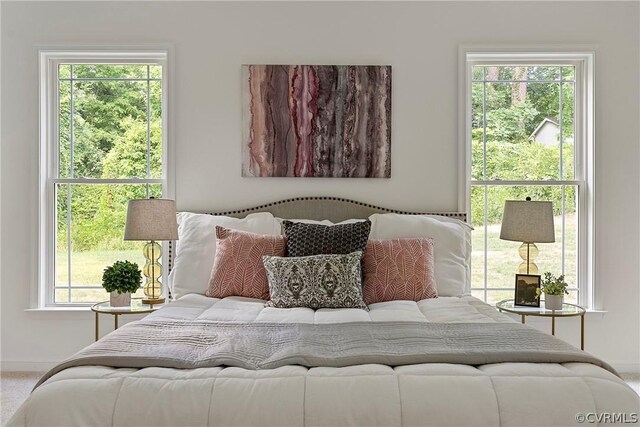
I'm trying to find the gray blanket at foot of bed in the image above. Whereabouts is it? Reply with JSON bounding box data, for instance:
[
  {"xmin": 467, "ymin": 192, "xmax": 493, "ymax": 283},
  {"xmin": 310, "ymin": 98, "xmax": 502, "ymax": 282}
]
[{"xmin": 36, "ymin": 320, "xmax": 616, "ymax": 389}]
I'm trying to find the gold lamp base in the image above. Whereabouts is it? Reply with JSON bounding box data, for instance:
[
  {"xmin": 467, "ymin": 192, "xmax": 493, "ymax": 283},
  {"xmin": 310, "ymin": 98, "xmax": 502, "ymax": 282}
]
[
  {"xmin": 517, "ymin": 242, "xmax": 539, "ymax": 274},
  {"xmin": 142, "ymin": 240, "xmax": 164, "ymax": 304},
  {"xmin": 142, "ymin": 297, "xmax": 165, "ymax": 305}
]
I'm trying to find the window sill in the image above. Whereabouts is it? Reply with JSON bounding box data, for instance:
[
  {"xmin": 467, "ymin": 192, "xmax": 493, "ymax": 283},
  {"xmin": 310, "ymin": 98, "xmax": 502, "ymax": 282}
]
[{"xmin": 582, "ymin": 309, "xmax": 607, "ymax": 320}]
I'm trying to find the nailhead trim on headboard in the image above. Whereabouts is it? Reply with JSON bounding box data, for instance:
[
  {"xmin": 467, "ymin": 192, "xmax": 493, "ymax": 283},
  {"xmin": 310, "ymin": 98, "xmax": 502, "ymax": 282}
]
[
  {"xmin": 166, "ymin": 197, "xmax": 466, "ymax": 299},
  {"xmin": 200, "ymin": 196, "xmax": 467, "ymax": 218}
]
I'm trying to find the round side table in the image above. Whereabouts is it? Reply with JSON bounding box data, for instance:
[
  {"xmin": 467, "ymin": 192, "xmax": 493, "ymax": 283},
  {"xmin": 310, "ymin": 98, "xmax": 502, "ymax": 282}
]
[
  {"xmin": 496, "ymin": 299, "xmax": 586, "ymax": 350},
  {"xmin": 91, "ymin": 298, "xmax": 164, "ymax": 341}
]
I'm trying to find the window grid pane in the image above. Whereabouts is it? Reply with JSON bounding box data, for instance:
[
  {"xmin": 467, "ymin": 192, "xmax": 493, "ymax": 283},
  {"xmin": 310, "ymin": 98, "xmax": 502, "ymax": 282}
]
[
  {"xmin": 54, "ymin": 183, "xmax": 162, "ymax": 304},
  {"xmin": 147, "ymin": 65, "xmax": 151, "ymax": 179},
  {"xmin": 72, "ymin": 64, "xmax": 149, "ymax": 79},
  {"xmin": 470, "ymin": 183, "xmax": 578, "ymax": 303},
  {"xmin": 58, "ymin": 79, "xmax": 71, "ymax": 178},
  {"xmin": 562, "ymin": 81, "xmax": 576, "ymax": 180},
  {"xmin": 57, "ymin": 63, "xmax": 162, "ymax": 181},
  {"xmin": 55, "ymin": 184, "xmax": 69, "ymax": 304},
  {"xmin": 70, "ymin": 65, "xmax": 75, "ymax": 178},
  {"xmin": 149, "ymin": 80, "xmax": 163, "ymax": 179}
]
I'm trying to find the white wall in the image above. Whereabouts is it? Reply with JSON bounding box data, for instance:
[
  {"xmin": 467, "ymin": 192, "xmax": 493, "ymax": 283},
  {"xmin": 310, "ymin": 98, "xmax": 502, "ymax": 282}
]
[{"xmin": 1, "ymin": 1, "xmax": 639, "ymax": 371}]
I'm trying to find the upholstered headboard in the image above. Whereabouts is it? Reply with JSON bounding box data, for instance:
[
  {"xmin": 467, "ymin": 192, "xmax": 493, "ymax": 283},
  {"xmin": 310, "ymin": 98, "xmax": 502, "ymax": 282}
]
[{"xmin": 167, "ymin": 196, "xmax": 467, "ymax": 273}]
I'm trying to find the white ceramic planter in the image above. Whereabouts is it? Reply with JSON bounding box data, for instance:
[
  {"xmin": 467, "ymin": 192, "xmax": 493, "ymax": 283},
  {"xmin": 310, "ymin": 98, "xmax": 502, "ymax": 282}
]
[
  {"xmin": 110, "ymin": 292, "xmax": 131, "ymax": 307},
  {"xmin": 545, "ymin": 294, "xmax": 564, "ymax": 310}
]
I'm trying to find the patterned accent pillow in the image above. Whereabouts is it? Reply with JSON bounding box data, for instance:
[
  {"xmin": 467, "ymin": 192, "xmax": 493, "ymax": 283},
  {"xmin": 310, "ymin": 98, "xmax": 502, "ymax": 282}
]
[
  {"xmin": 263, "ymin": 252, "xmax": 368, "ymax": 310},
  {"xmin": 207, "ymin": 226, "xmax": 286, "ymax": 300},
  {"xmin": 363, "ymin": 238, "xmax": 437, "ymax": 304},
  {"xmin": 282, "ymin": 220, "xmax": 371, "ymax": 257}
]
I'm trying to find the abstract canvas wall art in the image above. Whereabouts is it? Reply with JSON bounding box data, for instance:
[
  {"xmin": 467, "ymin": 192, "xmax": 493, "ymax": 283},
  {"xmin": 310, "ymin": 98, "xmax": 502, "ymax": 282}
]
[{"xmin": 242, "ymin": 65, "xmax": 392, "ymax": 178}]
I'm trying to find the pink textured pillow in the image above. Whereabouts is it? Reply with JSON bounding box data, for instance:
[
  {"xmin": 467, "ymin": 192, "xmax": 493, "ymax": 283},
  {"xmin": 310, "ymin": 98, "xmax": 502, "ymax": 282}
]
[
  {"xmin": 207, "ymin": 226, "xmax": 286, "ymax": 300},
  {"xmin": 363, "ymin": 238, "xmax": 437, "ymax": 304}
]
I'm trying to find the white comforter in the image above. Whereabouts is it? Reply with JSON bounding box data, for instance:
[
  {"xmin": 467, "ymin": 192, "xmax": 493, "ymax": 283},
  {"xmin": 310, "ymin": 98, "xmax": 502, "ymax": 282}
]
[{"xmin": 8, "ymin": 296, "xmax": 639, "ymax": 427}]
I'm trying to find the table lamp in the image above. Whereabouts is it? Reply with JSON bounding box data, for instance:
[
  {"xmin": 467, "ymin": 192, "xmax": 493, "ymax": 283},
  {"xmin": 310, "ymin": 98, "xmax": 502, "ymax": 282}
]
[
  {"xmin": 500, "ymin": 197, "xmax": 555, "ymax": 274},
  {"xmin": 124, "ymin": 198, "xmax": 178, "ymax": 304}
]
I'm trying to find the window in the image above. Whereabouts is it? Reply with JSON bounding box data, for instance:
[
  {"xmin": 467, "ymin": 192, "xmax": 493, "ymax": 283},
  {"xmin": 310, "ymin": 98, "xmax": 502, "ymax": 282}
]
[
  {"xmin": 39, "ymin": 51, "xmax": 169, "ymax": 307},
  {"xmin": 462, "ymin": 51, "xmax": 594, "ymax": 308}
]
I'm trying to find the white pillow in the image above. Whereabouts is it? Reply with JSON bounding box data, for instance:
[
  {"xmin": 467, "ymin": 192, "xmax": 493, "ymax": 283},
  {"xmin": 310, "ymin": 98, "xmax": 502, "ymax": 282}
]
[
  {"xmin": 368, "ymin": 213, "xmax": 472, "ymax": 297},
  {"xmin": 169, "ymin": 212, "xmax": 281, "ymax": 299}
]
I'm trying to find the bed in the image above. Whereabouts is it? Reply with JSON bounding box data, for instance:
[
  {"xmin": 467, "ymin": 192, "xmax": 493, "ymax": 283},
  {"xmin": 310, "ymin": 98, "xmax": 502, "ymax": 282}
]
[{"xmin": 8, "ymin": 197, "xmax": 639, "ymax": 427}]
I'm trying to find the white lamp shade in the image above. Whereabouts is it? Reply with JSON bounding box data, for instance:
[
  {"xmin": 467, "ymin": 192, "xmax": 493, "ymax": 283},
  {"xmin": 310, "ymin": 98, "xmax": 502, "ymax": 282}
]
[
  {"xmin": 124, "ymin": 199, "xmax": 179, "ymax": 241},
  {"xmin": 500, "ymin": 199, "xmax": 555, "ymax": 243}
]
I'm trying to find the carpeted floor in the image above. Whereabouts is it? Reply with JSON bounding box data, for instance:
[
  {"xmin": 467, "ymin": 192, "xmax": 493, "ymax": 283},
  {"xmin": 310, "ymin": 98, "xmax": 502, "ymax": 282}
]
[
  {"xmin": 1, "ymin": 372, "xmax": 42, "ymax": 425},
  {"xmin": 2, "ymin": 371, "xmax": 639, "ymax": 424}
]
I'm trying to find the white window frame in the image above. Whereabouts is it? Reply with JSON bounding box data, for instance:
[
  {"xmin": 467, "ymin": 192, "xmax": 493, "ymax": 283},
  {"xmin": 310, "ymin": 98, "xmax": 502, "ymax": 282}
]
[
  {"xmin": 37, "ymin": 50, "xmax": 172, "ymax": 308},
  {"xmin": 458, "ymin": 49, "xmax": 595, "ymax": 309}
]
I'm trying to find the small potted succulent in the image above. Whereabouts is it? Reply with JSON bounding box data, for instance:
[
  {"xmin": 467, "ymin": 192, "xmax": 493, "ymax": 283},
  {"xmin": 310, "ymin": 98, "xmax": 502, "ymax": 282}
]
[
  {"xmin": 102, "ymin": 260, "xmax": 142, "ymax": 307},
  {"xmin": 536, "ymin": 272, "xmax": 569, "ymax": 310}
]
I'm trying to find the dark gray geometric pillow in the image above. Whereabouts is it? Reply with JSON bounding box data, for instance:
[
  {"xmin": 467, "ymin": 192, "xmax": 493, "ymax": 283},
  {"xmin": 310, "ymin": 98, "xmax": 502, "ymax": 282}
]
[
  {"xmin": 282, "ymin": 220, "xmax": 371, "ymax": 257},
  {"xmin": 263, "ymin": 252, "xmax": 368, "ymax": 310}
]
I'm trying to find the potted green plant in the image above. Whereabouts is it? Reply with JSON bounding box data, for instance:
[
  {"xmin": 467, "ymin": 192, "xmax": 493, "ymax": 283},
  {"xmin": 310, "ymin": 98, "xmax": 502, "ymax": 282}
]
[
  {"xmin": 536, "ymin": 272, "xmax": 569, "ymax": 310},
  {"xmin": 102, "ymin": 260, "xmax": 142, "ymax": 307}
]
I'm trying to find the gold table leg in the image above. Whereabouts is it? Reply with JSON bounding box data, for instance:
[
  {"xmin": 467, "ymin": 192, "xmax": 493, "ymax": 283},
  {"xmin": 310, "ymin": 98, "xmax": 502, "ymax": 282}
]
[
  {"xmin": 580, "ymin": 314, "xmax": 585, "ymax": 350},
  {"xmin": 115, "ymin": 314, "xmax": 119, "ymax": 330},
  {"xmin": 551, "ymin": 316, "xmax": 556, "ymax": 335},
  {"xmin": 95, "ymin": 312, "xmax": 99, "ymax": 341}
]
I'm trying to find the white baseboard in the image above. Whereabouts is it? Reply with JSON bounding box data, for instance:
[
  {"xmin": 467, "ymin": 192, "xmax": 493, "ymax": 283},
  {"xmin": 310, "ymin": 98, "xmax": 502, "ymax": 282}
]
[
  {"xmin": 612, "ymin": 363, "xmax": 640, "ymax": 374},
  {"xmin": 1, "ymin": 361, "xmax": 57, "ymax": 372}
]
